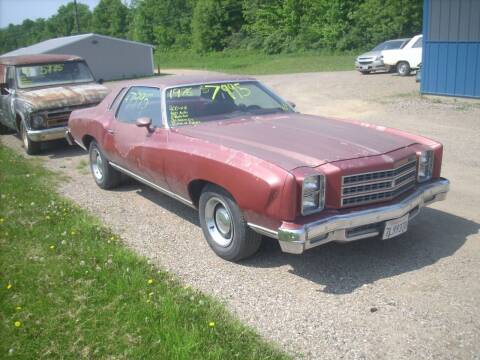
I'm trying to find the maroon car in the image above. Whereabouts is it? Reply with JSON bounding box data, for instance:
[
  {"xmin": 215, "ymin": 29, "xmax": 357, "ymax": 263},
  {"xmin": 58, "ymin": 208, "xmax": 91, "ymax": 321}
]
[{"xmin": 66, "ymin": 75, "xmax": 450, "ymax": 261}]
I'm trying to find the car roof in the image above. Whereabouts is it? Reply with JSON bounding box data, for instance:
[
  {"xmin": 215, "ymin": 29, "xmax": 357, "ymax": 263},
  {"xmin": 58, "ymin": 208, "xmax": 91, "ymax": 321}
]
[
  {"xmin": 110, "ymin": 74, "xmax": 257, "ymax": 90},
  {"xmin": 0, "ymin": 54, "xmax": 83, "ymax": 66}
]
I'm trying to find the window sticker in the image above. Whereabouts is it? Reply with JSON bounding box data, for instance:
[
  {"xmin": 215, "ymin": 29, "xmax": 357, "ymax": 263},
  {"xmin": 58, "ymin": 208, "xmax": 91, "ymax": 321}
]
[
  {"xmin": 169, "ymin": 105, "xmax": 200, "ymax": 126},
  {"xmin": 40, "ymin": 64, "xmax": 65, "ymax": 75}
]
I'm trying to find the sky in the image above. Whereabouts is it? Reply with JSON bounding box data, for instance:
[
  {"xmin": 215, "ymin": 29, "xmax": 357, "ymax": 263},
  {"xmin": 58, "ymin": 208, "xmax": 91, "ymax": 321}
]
[{"xmin": 0, "ymin": 0, "xmax": 100, "ymax": 28}]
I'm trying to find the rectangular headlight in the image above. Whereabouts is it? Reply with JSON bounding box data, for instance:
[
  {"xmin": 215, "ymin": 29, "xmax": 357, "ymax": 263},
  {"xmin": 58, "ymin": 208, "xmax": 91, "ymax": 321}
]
[
  {"xmin": 301, "ymin": 175, "xmax": 325, "ymax": 215},
  {"xmin": 417, "ymin": 150, "xmax": 434, "ymax": 183}
]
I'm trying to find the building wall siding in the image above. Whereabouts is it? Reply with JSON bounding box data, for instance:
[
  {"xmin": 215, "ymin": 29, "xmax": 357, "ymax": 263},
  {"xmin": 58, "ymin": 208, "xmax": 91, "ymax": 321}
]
[
  {"xmin": 45, "ymin": 35, "xmax": 154, "ymax": 81},
  {"xmin": 422, "ymin": 0, "xmax": 480, "ymax": 98}
]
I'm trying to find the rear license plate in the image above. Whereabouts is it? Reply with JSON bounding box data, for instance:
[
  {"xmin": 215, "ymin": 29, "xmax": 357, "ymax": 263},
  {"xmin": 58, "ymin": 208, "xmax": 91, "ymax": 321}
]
[{"xmin": 382, "ymin": 214, "xmax": 409, "ymax": 240}]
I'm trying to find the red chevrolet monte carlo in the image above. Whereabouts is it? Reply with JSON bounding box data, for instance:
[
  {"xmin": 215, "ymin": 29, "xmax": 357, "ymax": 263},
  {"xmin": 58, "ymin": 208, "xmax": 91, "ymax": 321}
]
[{"xmin": 66, "ymin": 75, "xmax": 450, "ymax": 261}]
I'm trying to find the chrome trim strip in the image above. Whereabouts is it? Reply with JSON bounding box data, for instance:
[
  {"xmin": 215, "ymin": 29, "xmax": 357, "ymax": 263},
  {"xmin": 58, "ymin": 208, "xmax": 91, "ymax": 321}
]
[
  {"xmin": 109, "ymin": 162, "xmax": 195, "ymax": 208},
  {"xmin": 277, "ymin": 178, "xmax": 450, "ymax": 254},
  {"xmin": 75, "ymin": 139, "xmax": 87, "ymax": 151},
  {"xmin": 248, "ymin": 223, "xmax": 279, "ymax": 239}
]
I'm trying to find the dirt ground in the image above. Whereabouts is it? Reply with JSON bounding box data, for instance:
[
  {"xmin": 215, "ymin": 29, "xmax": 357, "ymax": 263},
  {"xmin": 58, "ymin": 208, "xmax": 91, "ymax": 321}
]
[{"xmin": 2, "ymin": 70, "xmax": 479, "ymax": 360}]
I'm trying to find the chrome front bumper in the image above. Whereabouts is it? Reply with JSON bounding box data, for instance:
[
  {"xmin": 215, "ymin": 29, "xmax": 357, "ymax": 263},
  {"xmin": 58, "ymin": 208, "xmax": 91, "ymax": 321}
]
[
  {"xmin": 27, "ymin": 127, "xmax": 67, "ymax": 142},
  {"xmin": 276, "ymin": 178, "xmax": 450, "ymax": 254}
]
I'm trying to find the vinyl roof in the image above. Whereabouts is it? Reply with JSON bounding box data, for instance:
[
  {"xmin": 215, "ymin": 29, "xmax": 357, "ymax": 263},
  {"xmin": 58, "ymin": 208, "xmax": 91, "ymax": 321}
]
[
  {"xmin": 0, "ymin": 54, "xmax": 83, "ymax": 66},
  {"xmin": 109, "ymin": 74, "xmax": 257, "ymax": 90},
  {"xmin": 1, "ymin": 33, "xmax": 154, "ymax": 57}
]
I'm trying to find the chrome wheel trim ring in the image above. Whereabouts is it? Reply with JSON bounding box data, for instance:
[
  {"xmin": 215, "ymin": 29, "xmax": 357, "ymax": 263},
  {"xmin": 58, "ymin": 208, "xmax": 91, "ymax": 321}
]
[
  {"xmin": 90, "ymin": 147, "xmax": 104, "ymax": 181},
  {"xmin": 399, "ymin": 63, "xmax": 408, "ymax": 75},
  {"xmin": 205, "ymin": 196, "xmax": 234, "ymax": 247}
]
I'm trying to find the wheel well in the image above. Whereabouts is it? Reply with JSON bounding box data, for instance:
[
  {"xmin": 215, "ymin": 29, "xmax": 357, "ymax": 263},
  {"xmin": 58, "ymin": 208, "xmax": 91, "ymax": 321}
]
[
  {"xmin": 188, "ymin": 180, "xmax": 237, "ymax": 208},
  {"xmin": 15, "ymin": 113, "xmax": 23, "ymax": 131},
  {"xmin": 188, "ymin": 180, "xmax": 211, "ymax": 207},
  {"xmin": 82, "ymin": 135, "xmax": 95, "ymax": 150}
]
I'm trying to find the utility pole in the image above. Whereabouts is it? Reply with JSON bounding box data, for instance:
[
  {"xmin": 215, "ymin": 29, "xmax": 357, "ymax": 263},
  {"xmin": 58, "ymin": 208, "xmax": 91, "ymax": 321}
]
[{"xmin": 73, "ymin": 0, "xmax": 80, "ymax": 33}]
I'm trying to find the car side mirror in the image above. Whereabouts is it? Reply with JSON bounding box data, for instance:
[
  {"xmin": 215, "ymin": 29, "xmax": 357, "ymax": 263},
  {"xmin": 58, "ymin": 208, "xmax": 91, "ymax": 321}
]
[
  {"xmin": 287, "ymin": 101, "xmax": 296, "ymax": 109},
  {"xmin": 97, "ymin": 78, "xmax": 104, "ymax": 85},
  {"xmin": 136, "ymin": 117, "xmax": 153, "ymax": 131}
]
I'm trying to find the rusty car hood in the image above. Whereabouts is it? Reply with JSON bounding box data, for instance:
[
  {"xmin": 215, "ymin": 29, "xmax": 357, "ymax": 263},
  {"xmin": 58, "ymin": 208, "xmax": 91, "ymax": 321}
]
[
  {"xmin": 176, "ymin": 113, "xmax": 417, "ymax": 170},
  {"xmin": 17, "ymin": 83, "xmax": 109, "ymax": 111}
]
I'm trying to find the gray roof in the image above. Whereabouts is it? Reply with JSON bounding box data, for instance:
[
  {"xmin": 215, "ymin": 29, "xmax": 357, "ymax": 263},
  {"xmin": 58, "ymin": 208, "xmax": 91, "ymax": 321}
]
[{"xmin": 1, "ymin": 33, "xmax": 154, "ymax": 57}]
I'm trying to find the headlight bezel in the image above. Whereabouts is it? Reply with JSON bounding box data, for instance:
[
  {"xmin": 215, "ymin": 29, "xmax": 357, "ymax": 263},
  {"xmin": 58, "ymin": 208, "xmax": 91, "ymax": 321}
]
[
  {"xmin": 30, "ymin": 114, "xmax": 46, "ymax": 129},
  {"xmin": 417, "ymin": 150, "xmax": 434, "ymax": 183},
  {"xmin": 301, "ymin": 174, "xmax": 326, "ymax": 216}
]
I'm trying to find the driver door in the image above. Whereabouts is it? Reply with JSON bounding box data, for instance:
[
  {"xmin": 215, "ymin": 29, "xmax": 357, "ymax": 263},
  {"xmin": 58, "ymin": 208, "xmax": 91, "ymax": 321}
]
[{"xmin": 110, "ymin": 86, "xmax": 164, "ymax": 181}]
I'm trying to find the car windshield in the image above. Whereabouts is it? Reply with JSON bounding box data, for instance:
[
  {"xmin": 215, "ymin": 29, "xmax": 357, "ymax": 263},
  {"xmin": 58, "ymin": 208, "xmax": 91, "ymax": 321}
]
[
  {"xmin": 16, "ymin": 61, "xmax": 94, "ymax": 89},
  {"xmin": 166, "ymin": 81, "xmax": 292, "ymax": 127},
  {"xmin": 372, "ymin": 40, "xmax": 407, "ymax": 51}
]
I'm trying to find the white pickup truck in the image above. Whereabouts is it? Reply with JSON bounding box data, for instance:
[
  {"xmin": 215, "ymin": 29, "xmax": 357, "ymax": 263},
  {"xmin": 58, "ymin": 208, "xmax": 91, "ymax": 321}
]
[{"xmin": 382, "ymin": 34, "xmax": 423, "ymax": 76}]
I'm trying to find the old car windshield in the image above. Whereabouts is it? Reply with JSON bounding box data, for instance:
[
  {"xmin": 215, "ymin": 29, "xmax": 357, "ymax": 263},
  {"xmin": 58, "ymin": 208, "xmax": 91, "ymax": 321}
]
[
  {"xmin": 166, "ymin": 81, "xmax": 291, "ymax": 127},
  {"xmin": 372, "ymin": 40, "xmax": 406, "ymax": 51},
  {"xmin": 16, "ymin": 61, "xmax": 94, "ymax": 89}
]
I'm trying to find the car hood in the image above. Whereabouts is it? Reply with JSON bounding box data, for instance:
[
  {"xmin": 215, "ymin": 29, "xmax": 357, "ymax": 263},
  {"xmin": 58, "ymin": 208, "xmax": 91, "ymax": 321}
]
[
  {"xmin": 17, "ymin": 83, "xmax": 109, "ymax": 112},
  {"xmin": 175, "ymin": 113, "xmax": 416, "ymax": 171},
  {"xmin": 357, "ymin": 51, "xmax": 381, "ymax": 59}
]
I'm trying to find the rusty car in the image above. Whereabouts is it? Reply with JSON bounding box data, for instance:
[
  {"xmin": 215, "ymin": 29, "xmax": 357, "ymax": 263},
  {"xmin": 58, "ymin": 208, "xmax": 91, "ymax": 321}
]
[
  {"xmin": 0, "ymin": 54, "xmax": 108, "ymax": 154},
  {"xmin": 66, "ymin": 75, "xmax": 450, "ymax": 261}
]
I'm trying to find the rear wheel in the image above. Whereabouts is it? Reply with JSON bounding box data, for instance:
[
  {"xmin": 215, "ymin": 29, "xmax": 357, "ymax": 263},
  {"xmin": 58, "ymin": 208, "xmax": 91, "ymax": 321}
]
[
  {"xmin": 89, "ymin": 140, "xmax": 121, "ymax": 189},
  {"xmin": 396, "ymin": 61, "xmax": 411, "ymax": 76},
  {"xmin": 20, "ymin": 121, "xmax": 41, "ymax": 155},
  {"xmin": 199, "ymin": 185, "xmax": 262, "ymax": 261}
]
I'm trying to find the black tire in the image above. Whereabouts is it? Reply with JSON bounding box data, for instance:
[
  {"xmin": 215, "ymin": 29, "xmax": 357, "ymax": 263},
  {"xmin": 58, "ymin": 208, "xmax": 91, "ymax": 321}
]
[
  {"xmin": 20, "ymin": 121, "xmax": 41, "ymax": 155},
  {"xmin": 199, "ymin": 185, "xmax": 262, "ymax": 261},
  {"xmin": 360, "ymin": 70, "xmax": 371, "ymax": 75},
  {"xmin": 88, "ymin": 140, "xmax": 121, "ymax": 189},
  {"xmin": 396, "ymin": 61, "xmax": 411, "ymax": 76}
]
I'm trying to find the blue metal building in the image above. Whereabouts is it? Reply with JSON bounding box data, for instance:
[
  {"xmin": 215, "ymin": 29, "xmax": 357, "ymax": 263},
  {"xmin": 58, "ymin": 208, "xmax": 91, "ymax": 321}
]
[{"xmin": 421, "ymin": 0, "xmax": 480, "ymax": 98}]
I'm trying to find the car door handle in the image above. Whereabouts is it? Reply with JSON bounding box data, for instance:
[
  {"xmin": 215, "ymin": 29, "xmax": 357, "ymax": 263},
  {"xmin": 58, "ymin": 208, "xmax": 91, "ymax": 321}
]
[{"xmin": 107, "ymin": 129, "xmax": 115, "ymax": 134}]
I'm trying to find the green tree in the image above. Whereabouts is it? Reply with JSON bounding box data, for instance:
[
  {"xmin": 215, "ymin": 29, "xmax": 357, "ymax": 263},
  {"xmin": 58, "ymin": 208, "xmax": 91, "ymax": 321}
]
[
  {"xmin": 192, "ymin": 0, "xmax": 244, "ymax": 52},
  {"xmin": 92, "ymin": 0, "xmax": 129, "ymax": 38}
]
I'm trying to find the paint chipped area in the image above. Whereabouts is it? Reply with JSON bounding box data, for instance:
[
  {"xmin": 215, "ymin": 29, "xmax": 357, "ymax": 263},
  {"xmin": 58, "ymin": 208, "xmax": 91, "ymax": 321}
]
[{"xmin": 18, "ymin": 83, "xmax": 109, "ymax": 112}]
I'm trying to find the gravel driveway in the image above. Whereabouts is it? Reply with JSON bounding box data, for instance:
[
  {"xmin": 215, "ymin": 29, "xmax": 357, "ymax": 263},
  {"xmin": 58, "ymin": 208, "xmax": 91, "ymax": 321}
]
[{"xmin": 2, "ymin": 70, "xmax": 479, "ymax": 360}]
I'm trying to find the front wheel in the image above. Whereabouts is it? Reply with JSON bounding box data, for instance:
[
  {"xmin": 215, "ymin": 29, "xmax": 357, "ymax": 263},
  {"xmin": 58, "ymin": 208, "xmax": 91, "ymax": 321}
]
[
  {"xmin": 199, "ymin": 185, "xmax": 262, "ymax": 261},
  {"xmin": 20, "ymin": 121, "xmax": 41, "ymax": 155},
  {"xmin": 88, "ymin": 140, "xmax": 121, "ymax": 189},
  {"xmin": 396, "ymin": 61, "xmax": 411, "ymax": 76}
]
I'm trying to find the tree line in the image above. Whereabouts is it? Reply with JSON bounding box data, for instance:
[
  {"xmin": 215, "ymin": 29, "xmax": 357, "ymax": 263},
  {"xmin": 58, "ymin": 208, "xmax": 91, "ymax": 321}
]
[{"xmin": 0, "ymin": 0, "xmax": 423, "ymax": 55}]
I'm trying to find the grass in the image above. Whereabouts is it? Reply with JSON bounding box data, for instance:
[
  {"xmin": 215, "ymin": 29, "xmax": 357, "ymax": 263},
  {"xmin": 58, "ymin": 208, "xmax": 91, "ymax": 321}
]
[
  {"xmin": 157, "ymin": 49, "xmax": 354, "ymax": 75},
  {"xmin": 0, "ymin": 145, "xmax": 289, "ymax": 359}
]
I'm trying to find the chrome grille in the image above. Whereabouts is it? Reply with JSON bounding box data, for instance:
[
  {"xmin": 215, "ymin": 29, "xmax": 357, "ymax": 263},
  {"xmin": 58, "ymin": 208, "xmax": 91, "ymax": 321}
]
[
  {"xmin": 46, "ymin": 110, "xmax": 71, "ymax": 127},
  {"xmin": 341, "ymin": 157, "xmax": 417, "ymax": 207}
]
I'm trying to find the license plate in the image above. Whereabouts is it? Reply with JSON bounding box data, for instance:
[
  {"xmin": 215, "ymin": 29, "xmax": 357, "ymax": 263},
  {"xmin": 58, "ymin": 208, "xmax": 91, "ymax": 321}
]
[{"xmin": 382, "ymin": 214, "xmax": 409, "ymax": 240}]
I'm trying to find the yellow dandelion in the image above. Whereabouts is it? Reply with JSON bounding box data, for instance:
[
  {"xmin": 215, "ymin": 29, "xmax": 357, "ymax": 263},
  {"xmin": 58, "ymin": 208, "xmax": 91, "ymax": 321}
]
[
  {"xmin": 147, "ymin": 279, "xmax": 154, "ymax": 285},
  {"xmin": 7, "ymin": 283, "xmax": 12, "ymax": 290},
  {"xmin": 110, "ymin": 236, "xmax": 115, "ymax": 241},
  {"xmin": 49, "ymin": 245, "xmax": 55, "ymax": 250},
  {"xmin": 71, "ymin": 230, "xmax": 76, "ymax": 235},
  {"xmin": 14, "ymin": 321, "xmax": 21, "ymax": 328},
  {"xmin": 208, "ymin": 322, "xmax": 215, "ymax": 328},
  {"xmin": 0, "ymin": 217, "xmax": 4, "ymax": 223},
  {"xmin": 16, "ymin": 306, "xmax": 22, "ymax": 311}
]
